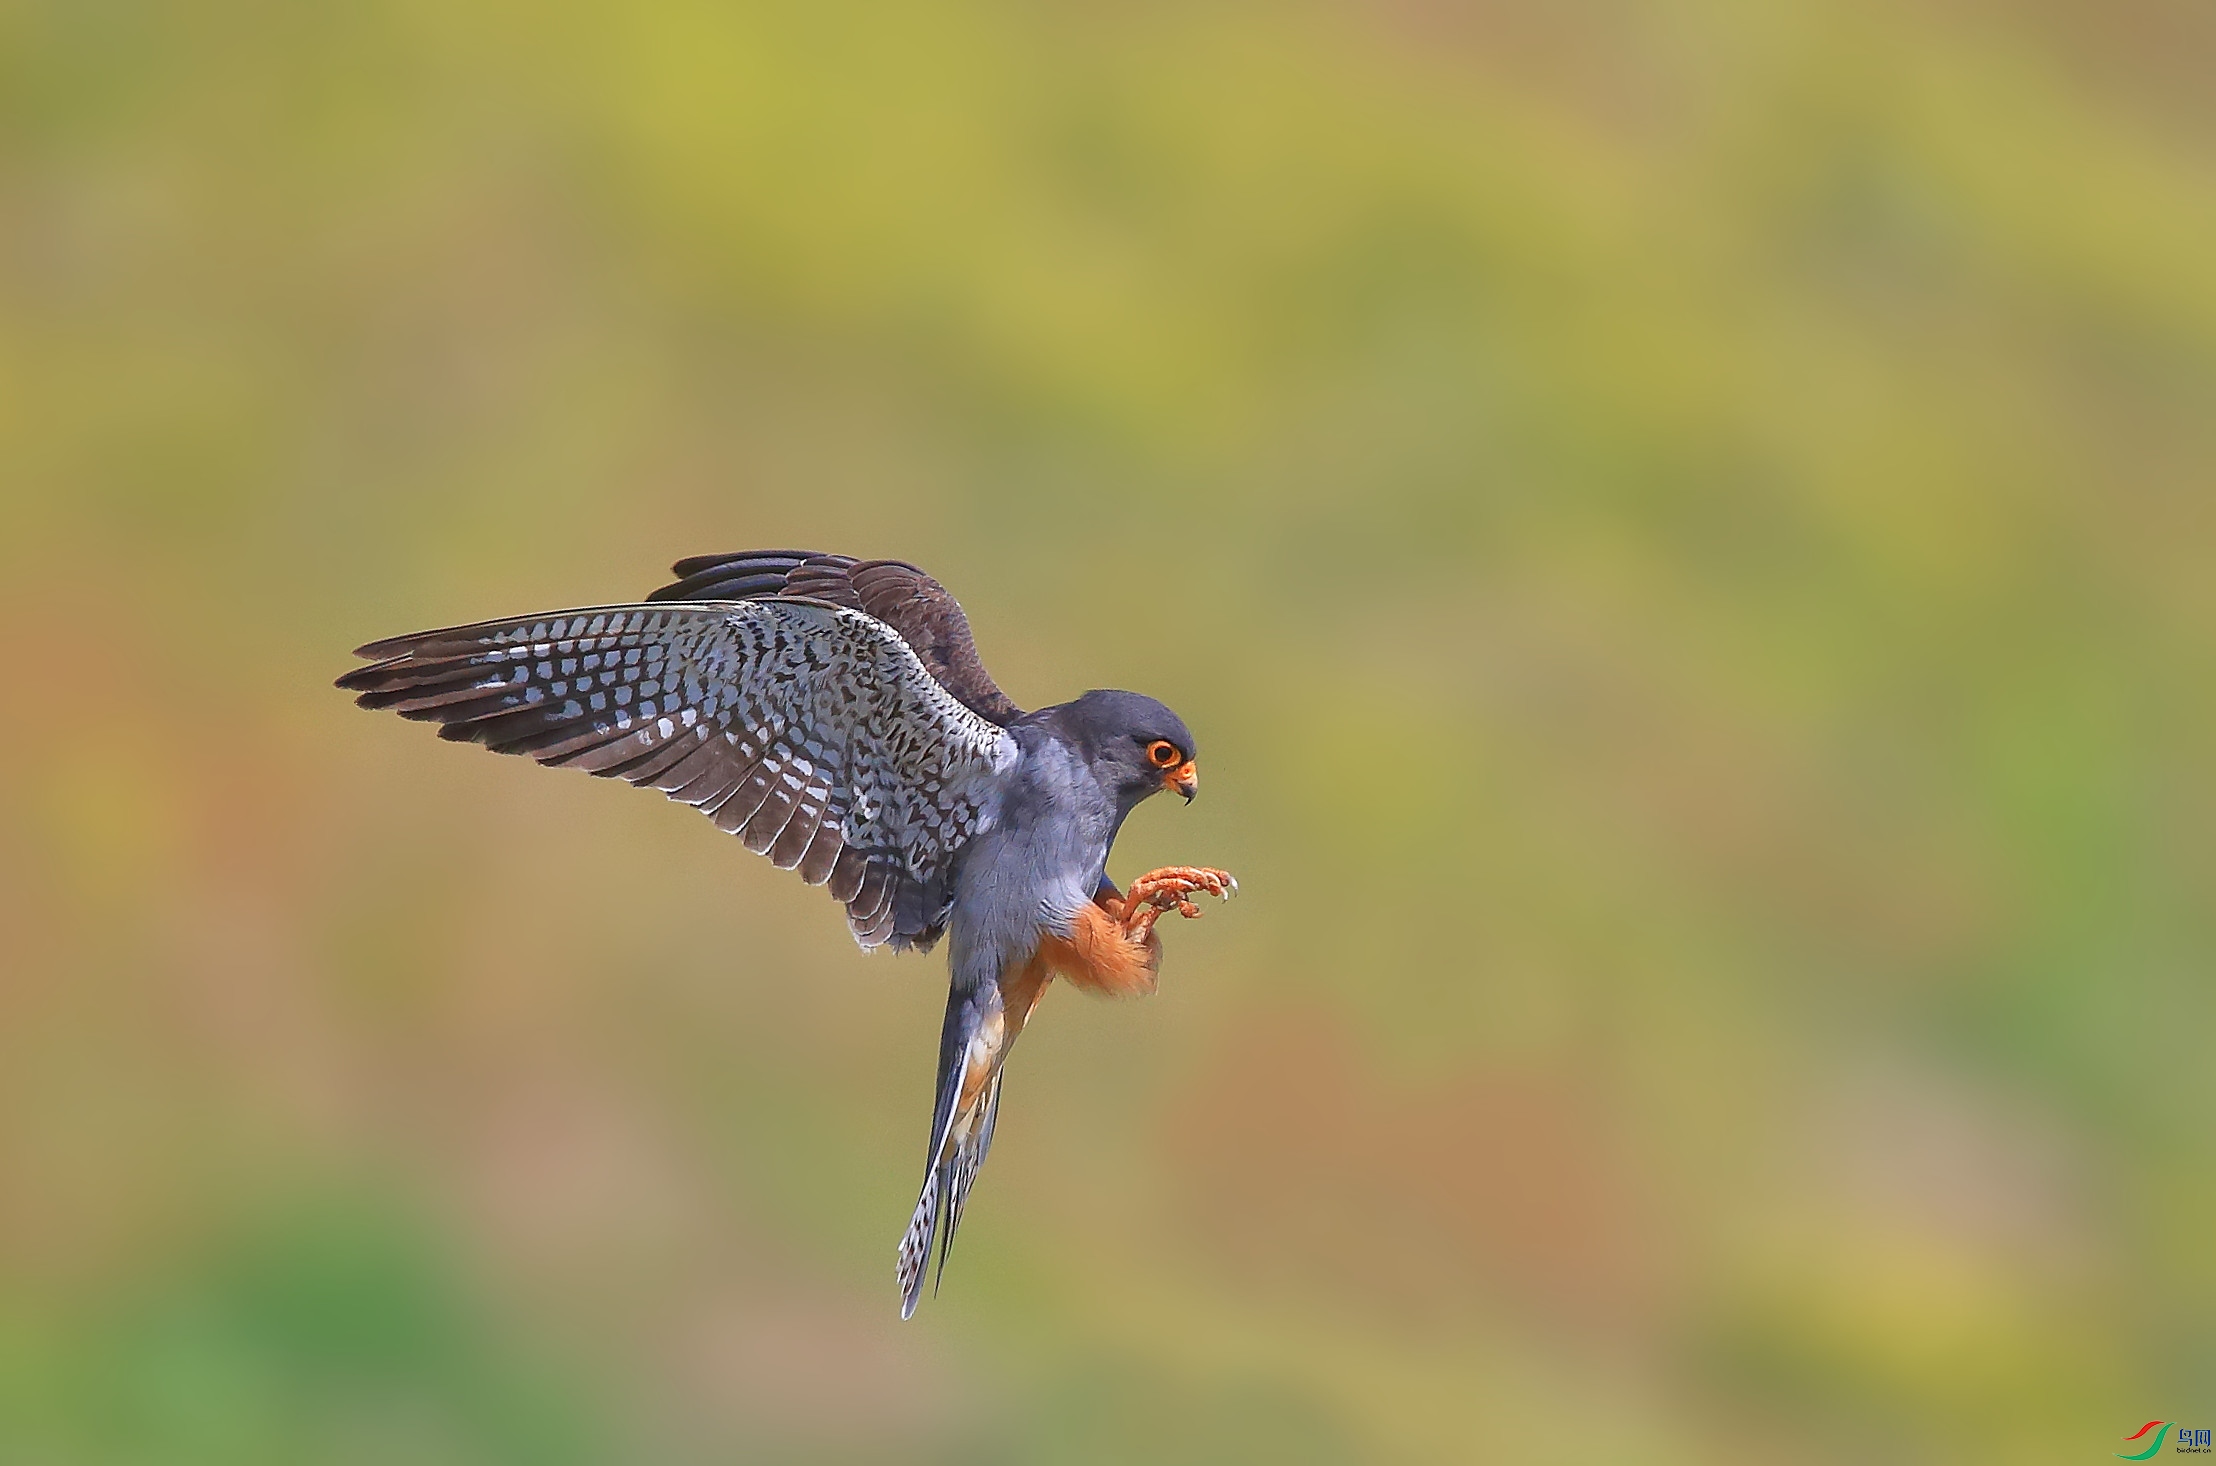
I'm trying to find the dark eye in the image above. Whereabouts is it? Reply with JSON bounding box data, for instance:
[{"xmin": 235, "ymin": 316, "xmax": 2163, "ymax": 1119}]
[{"xmin": 1146, "ymin": 740, "xmax": 1181, "ymax": 767}]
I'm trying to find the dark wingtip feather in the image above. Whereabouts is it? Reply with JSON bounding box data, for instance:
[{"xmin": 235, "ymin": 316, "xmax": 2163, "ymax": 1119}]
[
  {"xmin": 350, "ymin": 631, "xmax": 437, "ymax": 661},
  {"xmin": 335, "ymin": 659, "xmax": 402, "ymax": 692},
  {"xmin": 647, "ymin": 572, "xmax": 779, "ymax": 603},
  {"xmin": 665, "ymin": 549, "xmax": 822, "ymax": 578},
  {"xmin": 650, "ymin": 551, "xmax": 862, "ymax": 606}
]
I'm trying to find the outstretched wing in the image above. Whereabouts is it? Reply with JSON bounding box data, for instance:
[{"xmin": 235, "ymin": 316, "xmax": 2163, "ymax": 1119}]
[
  {"xmin": 338, "ymin": 599, "xmax": 1018, "ymax": 951},
  {"xmin": 647, "ymin": 551, "xmax": 1022, "ymax": 726}
]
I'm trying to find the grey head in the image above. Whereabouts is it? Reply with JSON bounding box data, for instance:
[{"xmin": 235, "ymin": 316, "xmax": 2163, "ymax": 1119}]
[{"xmin": 1028, "ymin": 689, "xmax": 1200, "ymax": 813}]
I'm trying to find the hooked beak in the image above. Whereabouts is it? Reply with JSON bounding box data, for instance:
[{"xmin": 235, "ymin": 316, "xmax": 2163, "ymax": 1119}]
[{"xmin": 1166, "ymin": 760, "xmax": 1198, "ymax": 804}]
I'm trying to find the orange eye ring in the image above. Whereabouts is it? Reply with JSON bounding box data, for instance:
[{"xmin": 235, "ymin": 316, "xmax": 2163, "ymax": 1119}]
[{"xmin": 1146, "ymin": 740, "xmax": 1181, "ymax": 768}]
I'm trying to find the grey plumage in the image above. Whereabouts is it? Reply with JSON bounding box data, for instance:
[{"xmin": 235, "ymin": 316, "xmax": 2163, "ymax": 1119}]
[
  {"xmin": 340, "ymin": 598, "xmax": 1018, "ymax": 950},
  {"xmin": 339, "ymin": 550, "xmax": 1226, "ymax": 1319}
]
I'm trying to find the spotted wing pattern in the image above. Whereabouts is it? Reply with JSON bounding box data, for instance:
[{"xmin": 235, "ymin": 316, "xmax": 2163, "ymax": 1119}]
[
  {"xmin": 648, "ymin": 551, "xmax": 1023, "ymax": 725},
  {"xmin": 338, "ymin": 599, "xmax": 1018, "ymax": 950}
]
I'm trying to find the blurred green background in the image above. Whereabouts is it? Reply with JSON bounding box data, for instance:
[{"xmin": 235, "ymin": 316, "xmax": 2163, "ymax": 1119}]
[{"xmin": 4, "ymin": 0, "xmax": 2214, "ymax": 1461}]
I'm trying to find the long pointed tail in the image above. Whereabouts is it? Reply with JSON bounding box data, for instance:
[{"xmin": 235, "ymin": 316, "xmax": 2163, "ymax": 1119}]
[
  {"xmin": 895, "ymin": 1069, "xmax": 1005, "ymax": 1319},
  {"xmin": 897, "ymin": 983, "xmax": 1010, "ymax": 1318},
  {"xmin": 939, "ymin": 1070, "xmax": 1001, "ymax": 1276}
]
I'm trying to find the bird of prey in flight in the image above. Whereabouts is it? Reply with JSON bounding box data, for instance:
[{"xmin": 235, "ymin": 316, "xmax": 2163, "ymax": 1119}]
[{"xmin": 339, "ymin": 551, "xmax": 1236, "ymax": 1317}]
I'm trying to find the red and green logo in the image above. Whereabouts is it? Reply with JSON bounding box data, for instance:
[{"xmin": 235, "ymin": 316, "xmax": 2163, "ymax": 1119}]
[
  {"xmin": 2118, "ymin": 1422, "xmax": 2170, "ymax": 1459},
  {"xmin": 2124, "ymin": 1421, "xmax": 2216, "ymax": 1457}
]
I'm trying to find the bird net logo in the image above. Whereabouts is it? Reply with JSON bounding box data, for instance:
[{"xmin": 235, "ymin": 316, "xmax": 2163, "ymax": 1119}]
[{"xmin": 2118, "ymin": 1422, "xmax": 2213, "ymax": 1457}]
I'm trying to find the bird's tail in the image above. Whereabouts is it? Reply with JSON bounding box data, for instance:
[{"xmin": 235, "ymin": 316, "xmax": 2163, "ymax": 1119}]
[
  {"xmin": 898, "ymin": 984, "xmax": 1009, "ymax": 1319},
  {"xmin": 896, "ymin": 1175, "xmax": 941, "ymax": 1321}
]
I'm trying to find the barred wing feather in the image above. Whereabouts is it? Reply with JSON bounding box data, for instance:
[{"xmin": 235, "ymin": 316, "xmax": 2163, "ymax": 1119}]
[{"xmin": 338, "ymin": 599, "xmax": 1018, "ymax": 950}]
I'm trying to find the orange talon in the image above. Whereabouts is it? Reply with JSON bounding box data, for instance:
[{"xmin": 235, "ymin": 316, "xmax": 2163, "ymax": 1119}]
[{"xmin": 1121, "ymin": 865, "xmax": 1238, "ymax": 937}]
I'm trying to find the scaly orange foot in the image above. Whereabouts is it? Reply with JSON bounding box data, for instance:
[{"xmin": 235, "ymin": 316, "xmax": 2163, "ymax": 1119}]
[{"xmin": 1121, "ymin": 866, "xmax": 1238, "ymax": 940}]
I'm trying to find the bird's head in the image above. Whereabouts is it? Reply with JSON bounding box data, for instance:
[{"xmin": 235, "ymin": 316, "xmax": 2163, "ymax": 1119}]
[{"xmin": 1055, "ymin": 689, "xmax": 1199, "ymax": 808}]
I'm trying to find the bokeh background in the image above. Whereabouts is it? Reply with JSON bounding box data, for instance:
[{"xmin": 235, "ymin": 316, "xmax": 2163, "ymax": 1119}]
[{"xmin": 4, "ymin": 0, "xmax": 2215, "ymax": 1461}]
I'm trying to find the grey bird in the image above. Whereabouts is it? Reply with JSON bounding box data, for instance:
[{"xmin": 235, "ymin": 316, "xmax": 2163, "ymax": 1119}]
[{"xmin": 337, "ymin": 551, "xmax": 1236, "ymax": 1317}]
